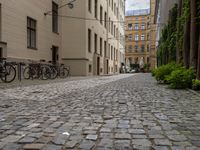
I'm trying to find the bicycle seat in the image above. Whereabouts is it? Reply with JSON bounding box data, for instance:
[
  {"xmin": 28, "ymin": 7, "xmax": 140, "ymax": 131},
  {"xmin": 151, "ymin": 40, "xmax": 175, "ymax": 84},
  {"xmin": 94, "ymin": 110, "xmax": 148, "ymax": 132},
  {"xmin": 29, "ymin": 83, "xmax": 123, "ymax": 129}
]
[
  {"xmin": 20, "ymin": 62, "xmax": 26, "ymax": 65},
  {"xmin": 40, "ymin": 59, "xmax": 46, "ymax": 62},
  {"xmin": 9, "ymin": 62, "xmax": 17, "ymax": 65}
]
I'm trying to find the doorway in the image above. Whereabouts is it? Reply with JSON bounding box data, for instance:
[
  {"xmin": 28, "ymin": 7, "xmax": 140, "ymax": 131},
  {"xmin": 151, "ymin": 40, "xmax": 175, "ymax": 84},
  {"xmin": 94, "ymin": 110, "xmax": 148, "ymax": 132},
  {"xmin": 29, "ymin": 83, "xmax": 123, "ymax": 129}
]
[
  {"xmin": 52, "ymin": 46, "xmax": 58, "ymax": 64},
  {"xmin": 0, "ymin": 48, "xmax": 2, "ymax": 58},
  {"xmin": 106, "ymin": 60, "xmax": 109, "ymax": 74},
  {"xmin": 97, "ymin": 57, "xmax": 100, "ymax": 75}
]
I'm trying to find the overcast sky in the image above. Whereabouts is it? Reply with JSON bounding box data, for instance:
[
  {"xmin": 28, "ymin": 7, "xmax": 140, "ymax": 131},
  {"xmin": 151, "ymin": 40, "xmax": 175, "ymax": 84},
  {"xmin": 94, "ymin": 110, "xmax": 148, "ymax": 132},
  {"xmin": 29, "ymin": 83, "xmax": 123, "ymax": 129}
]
[{"xmin": 126, "ymin": 0, "xmax": 150, "ymax": 11}]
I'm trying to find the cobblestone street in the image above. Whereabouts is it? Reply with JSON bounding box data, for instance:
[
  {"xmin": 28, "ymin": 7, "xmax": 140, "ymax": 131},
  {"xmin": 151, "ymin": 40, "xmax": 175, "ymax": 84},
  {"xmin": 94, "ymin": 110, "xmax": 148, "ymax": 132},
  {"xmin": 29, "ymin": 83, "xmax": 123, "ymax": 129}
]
[{"xmin": 0, "ymin": 74, "xmax": 200, "ymax": 150}]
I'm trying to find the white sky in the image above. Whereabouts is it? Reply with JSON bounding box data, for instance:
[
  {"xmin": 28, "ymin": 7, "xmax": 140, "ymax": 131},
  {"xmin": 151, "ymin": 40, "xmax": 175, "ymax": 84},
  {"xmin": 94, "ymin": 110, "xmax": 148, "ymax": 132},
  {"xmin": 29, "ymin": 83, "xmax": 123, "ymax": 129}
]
[{"xmin": 126, "ymin": 0, "xmax": 150, "ymax": 11}]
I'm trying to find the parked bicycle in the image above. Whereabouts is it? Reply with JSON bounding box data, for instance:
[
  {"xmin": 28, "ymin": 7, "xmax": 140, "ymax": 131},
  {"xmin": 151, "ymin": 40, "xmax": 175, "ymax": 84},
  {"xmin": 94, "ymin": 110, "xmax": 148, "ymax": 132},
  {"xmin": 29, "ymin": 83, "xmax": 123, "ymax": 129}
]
[
  {"xmin": 48, "ymin": 61, "xmax": 70, "ymax": 79},
  {"xmin": 23, "ymin": 60, "xmax": 53, "ymax": 80},
  {"xmin": 0, "ymin": 58, "xmax": 17, "ymax": 83}
]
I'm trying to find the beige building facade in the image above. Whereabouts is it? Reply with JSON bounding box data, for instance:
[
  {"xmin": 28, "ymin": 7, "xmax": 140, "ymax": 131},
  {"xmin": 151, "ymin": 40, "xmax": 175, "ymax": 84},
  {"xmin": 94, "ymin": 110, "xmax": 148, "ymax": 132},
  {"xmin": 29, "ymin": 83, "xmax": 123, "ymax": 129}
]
[
  {"xmin": 0, "ymin": 0, "xmax": 125, "ymax": 76},
  {"xmin": 125, "ymin": 0, "xmax": 157, "ymax": 70}
]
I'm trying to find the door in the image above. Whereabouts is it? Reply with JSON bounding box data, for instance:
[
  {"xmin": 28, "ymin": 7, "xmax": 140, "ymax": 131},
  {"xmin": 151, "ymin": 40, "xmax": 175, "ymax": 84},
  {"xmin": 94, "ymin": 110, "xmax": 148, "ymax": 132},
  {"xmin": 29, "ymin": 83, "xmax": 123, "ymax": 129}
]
[
  {"xmin": 52, "ymin": 46, "xmax": 58, "ymax": 64},
  {"xmin": 97, "ymin": 57, "xmax": 100, "ymax": 75},
  {"xmin": 0, "ymin": 48, "xmax": 2, "ymax": 58},
  {"xmin": 106, "ymin": 60, "xmax": 109, "ymax": 74}
]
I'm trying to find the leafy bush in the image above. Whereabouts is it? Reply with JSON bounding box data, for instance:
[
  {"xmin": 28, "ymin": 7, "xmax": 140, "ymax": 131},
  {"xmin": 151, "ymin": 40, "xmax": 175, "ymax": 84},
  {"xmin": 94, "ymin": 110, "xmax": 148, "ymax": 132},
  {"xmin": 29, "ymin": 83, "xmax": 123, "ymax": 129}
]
[
  {"xmin": 192, "ymin": 79, "xmax": 200, "ymax": 90},
  {"xmin": 166, "ymin": 68, "xmax": 196, "ymax": 89},
  {"xmin": 151, "ymin": 69, "xmax": 156, "ymax": 76},
  {"xmin": 154, "ymin": 63, "xmax": 181, "ymax": 83}
]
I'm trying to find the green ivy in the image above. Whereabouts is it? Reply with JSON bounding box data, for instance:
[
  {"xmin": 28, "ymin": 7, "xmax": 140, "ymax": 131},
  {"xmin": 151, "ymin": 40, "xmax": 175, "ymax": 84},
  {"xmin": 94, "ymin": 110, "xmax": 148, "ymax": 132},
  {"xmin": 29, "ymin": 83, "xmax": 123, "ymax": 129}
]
[{"xmin": 157, "ymin": 4, "xmax": 178, "ymax": 66}]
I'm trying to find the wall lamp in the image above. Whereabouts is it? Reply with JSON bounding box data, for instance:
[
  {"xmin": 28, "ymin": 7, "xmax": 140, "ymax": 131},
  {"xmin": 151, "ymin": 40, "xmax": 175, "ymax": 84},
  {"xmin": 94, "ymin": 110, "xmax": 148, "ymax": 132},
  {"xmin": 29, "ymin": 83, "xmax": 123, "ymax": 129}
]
[{"xmin": 44, "ymin": 0, "xmax": 76, "ymax": 16}]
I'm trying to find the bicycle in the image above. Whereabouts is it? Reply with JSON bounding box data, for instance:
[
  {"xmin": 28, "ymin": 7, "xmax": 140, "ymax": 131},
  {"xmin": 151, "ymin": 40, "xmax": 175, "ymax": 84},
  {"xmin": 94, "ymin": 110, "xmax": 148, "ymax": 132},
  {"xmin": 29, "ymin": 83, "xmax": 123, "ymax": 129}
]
[
  {"xmin": 0, "ymin": 58, "xmax": 17, "ymax": 83},
  {"xmin": 48, "ymin": 61, "xmax": 70, "ymax": 79},
  {"xmin": 23, "ymin": 60, "xmax": 52, "ymax": 80}
]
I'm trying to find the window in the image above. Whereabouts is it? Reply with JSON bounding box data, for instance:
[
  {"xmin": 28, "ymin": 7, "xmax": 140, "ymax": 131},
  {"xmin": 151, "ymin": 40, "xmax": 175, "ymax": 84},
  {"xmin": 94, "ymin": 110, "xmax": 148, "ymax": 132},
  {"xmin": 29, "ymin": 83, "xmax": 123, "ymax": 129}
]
[
  {"xmin": 141, "ymin": 34, "xmax": 145, "ymax": 41},
  {"xmin": 114, "ymin": 25, "xmax": 116, "ymax": 37},
  {"xmin": 141, "ymin": 24, "xmax": 145, "ymax": 30},
  {"xmin": 112, "ymin": 0, "xmax": 113, "ymax": 10},
  {"xmin": 128, "ymin": 23, "xmax": 132, "ymax": 30},
  {"xmin": 100, "ymin": 6, "xmax": 103, "ymax": 24},
  {"xmin": 52, "ymin": 2, "xmax": 58, "ymax": 33},
  {"xmin": 108, "ymin": 44, "xmax": 110, "ymax": 58},
  {"xmin": 109, "ymin": 18, "xmax": 111, "ymax": 32},
  {"xmin": 147, "ymin": 45, "xmax": 150, "ymax": 52},
  {"xmin": 88, "ymin": 29, "xmax": 91, "ymax": 52},
  {"xmin": 113, "ymin": 48, "xmax": 115, "ymax": 60},
  {"xmin": 128, "ymin": 45, "xmax": 132, "ymax": 51},
  {"xmin": 111, "ymin": 46, "xmax": 113, "ymax": 60},
  {"xmin": 117, "ymin": 7, "xmax": 119, "ymax": 19},
  {"xmin": 114, "ymin": 3, "xmax": 116, "ymax": 15},
  {"xmin": 104, "ymin": 12, "xmax": 107, "ymax": 28},
  {"xmin": 135, "ymin": 34, "xmax": 139, "ymax": 41},
  {"xmin": 135, "ymin": 24, "xmax": 139, "ymax": 30},
  {"xmin": 100, "ymin": 37, "xmax": 103, "ymax": 56},
  {"xmin": 27, "ymin": 17, "xmax": 37, "ymax": 49},
  {"xmin": 95, "ymin": 0, "xmax": 98, "ymax": 19},
  {"xmin": 88, "ymin": 0, "xmax": 92, "ymax": 13},
  {"xmin": 147, "ymin": 33, "xmax": 150, "ymax": 40},
  {"xmin": 147, "ymin": 57, "xmax": 150, "ymax": 63},
  {"xmin": 111, "ymin": 21, "xmax": 113, "ymax": 35},
  {"xmin": 128, "ymin": 34, "xmax": 132, "ymax": 41},
  {"xmin": 94, "ymin": 33, "xmax": 97, "ymax": 53},
  {"xmin": 141, "ymin": 45, "xmax": 145, "ymax": 52},
  {"xmin": 135, "ymin": 45, "xmax": 138, "ymax": 52},
  {"xmin": 104, "ymin": 41, "xmax": 107, "ymax": 57}
]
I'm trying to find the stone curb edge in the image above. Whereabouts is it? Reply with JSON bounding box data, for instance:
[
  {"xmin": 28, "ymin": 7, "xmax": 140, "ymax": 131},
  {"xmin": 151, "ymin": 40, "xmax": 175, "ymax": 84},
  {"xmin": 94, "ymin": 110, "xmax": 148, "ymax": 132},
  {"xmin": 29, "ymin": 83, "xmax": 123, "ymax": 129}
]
[{"xmin": 188, "ymin": 89, "xmax": 200, "ymax": 97}]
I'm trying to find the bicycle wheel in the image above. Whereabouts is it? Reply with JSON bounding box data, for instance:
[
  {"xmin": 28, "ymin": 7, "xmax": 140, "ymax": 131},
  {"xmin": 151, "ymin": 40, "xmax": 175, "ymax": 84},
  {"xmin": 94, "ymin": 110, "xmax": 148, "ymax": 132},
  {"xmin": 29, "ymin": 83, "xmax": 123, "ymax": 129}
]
[
  {"xmin": 60, "ymin": 68, "xmax": 69, "ymax": 78},
  {"xmin": 23, "ymin": 66, "xmax": 36, "ymax": 79},
  {"xmin": 49, "ymin": 67, "xmax": 58, "ymax": 80},
  {"xmin": 1, "ymin": 64, "xmax": 16, "ymax": 83},
  {"xmin": 40, "ymin": 66, "xmax": 51, "ymax": 80}
]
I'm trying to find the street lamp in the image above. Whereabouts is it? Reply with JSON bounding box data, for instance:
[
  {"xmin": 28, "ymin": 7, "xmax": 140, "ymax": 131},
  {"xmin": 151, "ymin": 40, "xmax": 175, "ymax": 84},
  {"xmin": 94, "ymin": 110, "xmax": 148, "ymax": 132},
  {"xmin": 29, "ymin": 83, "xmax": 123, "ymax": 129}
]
[{"xmin": 44, "ymin": 0, "xmax": 76, "ymax": 16}]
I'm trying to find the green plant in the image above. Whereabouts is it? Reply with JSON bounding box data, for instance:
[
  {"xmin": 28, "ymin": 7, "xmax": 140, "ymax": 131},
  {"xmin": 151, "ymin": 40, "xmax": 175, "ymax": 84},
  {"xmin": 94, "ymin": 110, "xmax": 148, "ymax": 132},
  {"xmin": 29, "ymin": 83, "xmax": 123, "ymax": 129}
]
[
  {"xmin": 166, "ymin": 68, "xmax": 196, "ymax": 89},
  {"xmin": 154, "ymin": 63, "xmax": 182, "ymax": 83},
  {"xmin": 151, "ymin": 69, "xmax": 156, "ymax": 76},
  {"xmin": 192, "ymin": 79, "xmax": 200, "ymax": 90}
]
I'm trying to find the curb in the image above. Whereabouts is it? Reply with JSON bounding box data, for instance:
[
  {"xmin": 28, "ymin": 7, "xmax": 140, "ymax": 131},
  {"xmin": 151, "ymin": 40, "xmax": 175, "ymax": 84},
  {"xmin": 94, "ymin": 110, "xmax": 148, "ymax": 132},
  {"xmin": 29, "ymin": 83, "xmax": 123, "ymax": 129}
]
[{"xmin": 188, "ymin": 89, "xmax": 200, "ymax": 97}]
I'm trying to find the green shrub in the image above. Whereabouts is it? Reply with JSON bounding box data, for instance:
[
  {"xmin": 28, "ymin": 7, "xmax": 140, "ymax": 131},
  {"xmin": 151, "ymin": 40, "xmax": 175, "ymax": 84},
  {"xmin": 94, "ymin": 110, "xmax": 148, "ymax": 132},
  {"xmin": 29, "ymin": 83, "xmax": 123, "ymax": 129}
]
[
  {"xmin": 154, "ymin": 63, "xmax": 181, "ymax": 83},
  {"xmin": 151, "ymin": 69, "xmax": 156, "ymax": 76},
  {"xmin": 166, "ymin": 68, "xmax": 196, "ymax": 89},
  {"xmin": 192, "ymin": 79, "xmax": 200, "ymax": 90}
]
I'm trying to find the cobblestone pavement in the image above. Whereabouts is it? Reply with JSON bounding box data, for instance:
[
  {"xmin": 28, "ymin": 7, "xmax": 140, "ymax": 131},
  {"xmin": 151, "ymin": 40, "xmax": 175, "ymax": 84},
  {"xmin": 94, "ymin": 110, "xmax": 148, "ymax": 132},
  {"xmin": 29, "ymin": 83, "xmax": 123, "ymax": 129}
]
[{"xmin": 0, "ymin": 74, "xmax": 200, "ymax": 150}]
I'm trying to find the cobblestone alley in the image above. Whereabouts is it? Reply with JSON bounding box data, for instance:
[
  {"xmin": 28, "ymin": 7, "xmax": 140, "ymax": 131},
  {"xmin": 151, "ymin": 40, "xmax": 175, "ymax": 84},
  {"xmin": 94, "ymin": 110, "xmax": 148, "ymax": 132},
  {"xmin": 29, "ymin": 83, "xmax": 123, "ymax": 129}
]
[{"xmin": 0, "ymin": 74, "xmax": 200, "ymax": 150}]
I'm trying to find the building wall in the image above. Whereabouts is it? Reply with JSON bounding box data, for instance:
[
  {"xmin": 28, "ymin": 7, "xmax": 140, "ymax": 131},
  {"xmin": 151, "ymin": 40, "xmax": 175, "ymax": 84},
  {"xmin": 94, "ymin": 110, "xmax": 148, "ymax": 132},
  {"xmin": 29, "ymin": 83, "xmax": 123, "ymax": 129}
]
[
  {"xmin": 149, "ymin": 0, "xmax": 157, "ymax": 69},
  {"xmin": 125, "ymin": 15, "xmax": 150, "ymax": 66},
  {"xmin": 125, "ymin": 0, "xmax": 157, "ymax": 70},
  {"xmin": 0, "ymin": 0, "xmax": 62, "ymax": 62},
  {"xmin": 0, "ymin": 0, "xmax": 125, "ymax": 76}
]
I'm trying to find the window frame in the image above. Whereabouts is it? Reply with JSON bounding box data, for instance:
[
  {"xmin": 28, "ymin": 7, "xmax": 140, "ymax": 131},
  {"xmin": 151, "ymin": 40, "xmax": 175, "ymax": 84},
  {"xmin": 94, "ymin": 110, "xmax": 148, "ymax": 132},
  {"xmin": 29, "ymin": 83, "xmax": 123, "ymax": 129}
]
[
  {"xmin": 88, "ymin": 28, "xmax": 92, "ymax": 53},
  {"xmin": 27, "ymin": 17, "xmax": 37, "ymax": 49},
  {"xmin": 52, "ymin": 2, "xmax": 58, "ymax": 33}
]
